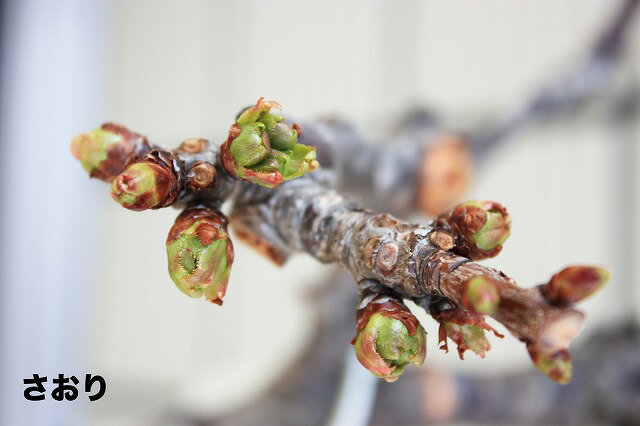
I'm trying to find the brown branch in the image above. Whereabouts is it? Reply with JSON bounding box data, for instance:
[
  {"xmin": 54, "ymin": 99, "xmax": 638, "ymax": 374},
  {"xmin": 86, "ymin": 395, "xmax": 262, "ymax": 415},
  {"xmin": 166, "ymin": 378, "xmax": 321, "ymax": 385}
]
[
  {"xmin": 231, "ymin": 176, "xmax": 604, "ymax": 382},
  {"xmin": 71, "ymin": 101, "xmax": 607, "ymax": 384}
]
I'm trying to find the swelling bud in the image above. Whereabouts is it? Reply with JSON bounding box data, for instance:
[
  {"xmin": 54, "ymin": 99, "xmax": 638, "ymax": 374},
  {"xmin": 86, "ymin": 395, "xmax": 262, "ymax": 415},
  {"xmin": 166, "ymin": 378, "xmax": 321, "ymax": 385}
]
[
  {"xmin": 166, "ymin": 207, "xmax": 234, "ymax": 306},
  {"xmin": 71, "ymin": 123, "xmax": 149, "ymax": 181},
  {"xmin": 353, "ymin": 302, "xmax": 426, "ymax": 382}
]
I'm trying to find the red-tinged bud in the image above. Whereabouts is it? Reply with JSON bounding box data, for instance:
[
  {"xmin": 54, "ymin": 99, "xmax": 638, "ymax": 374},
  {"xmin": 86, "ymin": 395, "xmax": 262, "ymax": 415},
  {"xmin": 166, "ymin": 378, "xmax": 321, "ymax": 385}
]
[
  {"xmin": 110, "ymin": 150, "xmax": 179, "ymax": 211},
  {"xmin": 461, "ymin": 276, "xmax": 500, "ymax": 314},
  {"xmin": 220, "ymin": 98, "xmax": 318, "ymax": 188},
  {"xmin": 166, "ymin": 207, "xmax": 234, "ymax": 305},
  {"xmin": 432, "ymin": 306, "xmax": 504, "ymax": 359},
  {"xmin": 440, "ymin": 322, "xmax": 491, "ymax": 359},
  {"xmin": 443, "ymin": 200, "xmax": 511, "ymax": 260},
  {"xmin": 528, "ymin": 344, "xmax": 573, "ymax": 384},
  {"xmin": 353, "ymin": 299, "xmax": 426, "ymax": 382},
  {"xmin": 539, "ymin": 266, "xmax": 609, "ymax": 306},
  {"xmin": 70, "ymin": 123, "xmax": 149, "ymax": 181}
]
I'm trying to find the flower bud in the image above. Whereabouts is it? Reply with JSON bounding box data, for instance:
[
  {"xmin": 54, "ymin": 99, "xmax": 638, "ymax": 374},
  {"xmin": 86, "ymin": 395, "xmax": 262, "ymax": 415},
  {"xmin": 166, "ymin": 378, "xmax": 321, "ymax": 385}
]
[
  {"xmin": 528, "ymin": 344, "xmax": 572, "ymax": 384},
  {"xmin": 461, "ymin": 276, "xmax": 500, "ymax": 314},
  {"xmin": 267, "ymin": 122, "xmax": 298, "ymax": 150},
  {"xmin": 353, "ymin": 303, "xmax": 426, "ymax": 382},
  {"xmin": 445, "ymin": 200, "xmax": 511, "ymax": 260},
  {"xmin": 220, "ymin": 98, "xmax": 318, "ymax": 188},
  {"xmin": 110, "ymin": 151, "xmax": 177, "ymax": 211},
  {"xmin": 229, "ymin": 122, "xmax": 270, "ymax": 166},
  {"xmin": 539, "ymin": 266, "xmax": 609, "ymax": 306},
  {"xmin": 70, "ymin": 123, "xmax": 149, "ymax": 181},
  {"xmin": 166, "ymin": 207, "xmax": 234, "ymax": 306}
]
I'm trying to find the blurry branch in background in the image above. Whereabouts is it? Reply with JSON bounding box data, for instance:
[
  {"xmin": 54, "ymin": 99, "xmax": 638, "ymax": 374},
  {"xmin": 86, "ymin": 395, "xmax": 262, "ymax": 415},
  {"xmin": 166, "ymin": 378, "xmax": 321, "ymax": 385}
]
[
  {"xmin": 471, "ymin": 0, "xmax": 640, "ymax": 159},
  {"xmin": 297, "ymin": 119, "xmax": 471, "ymax": 217},
  {"xmin": 295, "ymin": 0, "xmax": 639, "ymax": 219},
  {"xmin": 193, "ymin": 275, "xmax": 357, "ymax": 426}
]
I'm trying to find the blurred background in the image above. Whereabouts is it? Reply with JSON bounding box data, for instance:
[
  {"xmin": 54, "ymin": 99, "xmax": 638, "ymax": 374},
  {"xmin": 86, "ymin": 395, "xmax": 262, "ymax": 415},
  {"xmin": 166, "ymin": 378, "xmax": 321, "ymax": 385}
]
[{"xmin": 0, "ymin": 1, "xmax": 638, "ymax": 425}]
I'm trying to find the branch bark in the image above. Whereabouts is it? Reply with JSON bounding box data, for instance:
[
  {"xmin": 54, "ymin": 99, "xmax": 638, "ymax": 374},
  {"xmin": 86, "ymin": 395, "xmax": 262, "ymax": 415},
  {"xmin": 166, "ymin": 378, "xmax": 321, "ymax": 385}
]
[{"xmin": 231, "ymin": 177, "xmax": 589, "ymax": 361}]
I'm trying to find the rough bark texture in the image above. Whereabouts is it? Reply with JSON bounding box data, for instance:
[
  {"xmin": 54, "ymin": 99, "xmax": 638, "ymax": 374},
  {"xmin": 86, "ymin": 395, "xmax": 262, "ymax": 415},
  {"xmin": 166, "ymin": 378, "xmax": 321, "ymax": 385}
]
[{"xmin": 231, "ymin": 176, "xmax": 584, "ymax": 351}]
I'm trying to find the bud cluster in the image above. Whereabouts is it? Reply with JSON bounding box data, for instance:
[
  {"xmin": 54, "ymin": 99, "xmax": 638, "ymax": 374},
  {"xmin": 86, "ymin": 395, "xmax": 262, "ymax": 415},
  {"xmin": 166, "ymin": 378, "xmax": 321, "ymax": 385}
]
[{"xmin": 220, "ymin": 98, "xmax": 318, "ymax": 188}]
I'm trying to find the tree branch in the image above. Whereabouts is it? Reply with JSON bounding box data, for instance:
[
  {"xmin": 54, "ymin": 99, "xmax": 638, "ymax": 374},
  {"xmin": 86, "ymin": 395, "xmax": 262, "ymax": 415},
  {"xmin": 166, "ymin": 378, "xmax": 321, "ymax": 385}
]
[
  {"xmin": 71, "ymin": 98, "xmax": 608, "ymax": 384},
  {"xmin": 231, "ymin": 176, "xmax": 605, "ymax": 381}
]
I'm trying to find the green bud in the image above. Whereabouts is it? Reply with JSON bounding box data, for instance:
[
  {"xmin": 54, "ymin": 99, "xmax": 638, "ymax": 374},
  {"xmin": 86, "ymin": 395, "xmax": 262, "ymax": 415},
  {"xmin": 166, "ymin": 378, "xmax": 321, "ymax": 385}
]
[
  {"xmin": 280, "ymin": 144, "xmax": 319, "ymax": 180},
  {"xmin": 70, "ymin": 123, "xmax": 149, "ymax": 182},
  {"xmin": 472, "ymin": 209, "xmax": 510, "ymax": 251},
  {"xmin": 462, "ymin": 276, "xmax": 500, "ymax": 314},
  {"xmin": 446, "ymin": 200, "xmax": 511, "ymax": 260},
  {"xmin": 221, "ymin": 98, "xmax": 318, "ymax": 188},
  {"xmin": 110, "ymin": 161, "xmax": 172, "ymax": 211},
  {"xmin": 166, "ymin": 207, "xmax": 234, "ymax": 306},
  {"xmin": 229, "ymin": 122, "xmax": 269, "ymax": 166},
  {"xmin": 72, "ymin": 127, "xmax": 120, "ymax": 173},
  {"xmin": 354, "ymin": 313, "xmax": 426, "ymax": 382},
  {"xmin": 267, "ymin": 122, "xmax": 298, "ymax": 150}
]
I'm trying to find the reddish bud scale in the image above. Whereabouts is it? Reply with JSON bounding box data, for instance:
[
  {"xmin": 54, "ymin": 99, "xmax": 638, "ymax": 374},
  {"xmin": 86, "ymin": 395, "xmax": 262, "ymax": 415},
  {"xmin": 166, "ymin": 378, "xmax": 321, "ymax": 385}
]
[
  {"xmin": 166, "ymin": 207, "xmax": 230, "ymax": 246},
  {"xmin": 111, "ymin": 149, "xmax": 180, "ymax": 211},
  {"xmin": 444, "ymin": 201, "xmax": 511, "ymax": 260},
  {"xmin": 71, "ymin": 122, "xmax": 150, "ymax": 182},
  {"xmin": 355, "ymin": 319, "xmax": 395, "ymax": 379},
  {"xmin": 432, "ymin": 307, "xmax": 504, "ymax": 359},
  {"xmin": 219, "ymin": 124, "xmax": 242, "ymax": 177},
  {"xmin": 539, "ymin": 266, "xmax": 609, "ymax": 306}
]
